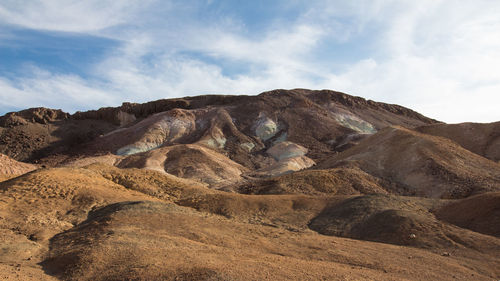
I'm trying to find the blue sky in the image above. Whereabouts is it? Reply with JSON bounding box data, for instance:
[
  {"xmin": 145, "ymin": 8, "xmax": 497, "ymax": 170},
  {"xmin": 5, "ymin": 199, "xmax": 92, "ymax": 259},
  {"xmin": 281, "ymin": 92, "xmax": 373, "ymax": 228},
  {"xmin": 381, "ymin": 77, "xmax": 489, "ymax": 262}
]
[{"xmin": 0, "ymin": 0, "xmax": 499, "ymax": 123}]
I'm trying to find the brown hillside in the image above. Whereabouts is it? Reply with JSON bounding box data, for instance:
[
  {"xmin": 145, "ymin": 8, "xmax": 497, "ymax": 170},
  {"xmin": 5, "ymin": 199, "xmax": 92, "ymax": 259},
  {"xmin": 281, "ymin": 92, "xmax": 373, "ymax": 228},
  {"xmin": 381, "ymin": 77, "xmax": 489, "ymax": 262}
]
[
  {"xmin": 0, "ymin": 90, "xmax": 499, "ymax": 280},
  {"xmin": 435, "ymin": 192, "xmax": 500, "ymax": 237},
  {"xmin": 317, "ymin": 126, "xmax": 500, "ymax": 198},
  {"xmin": 42, "ymin": 199, "xmax": 500, "ymax": 281},
  {"xmin": 236, "ymin": 166, "xmax": 388, "ymax": 195},
  {"xmin": 1, "ymin": 163, "xmax": 499, "ymax": 280},
  {"xmin": 0, "ymin": 89, "xmax": 437, "ymax": 166},
  {"xmin": 0, "ymin": 154, "xmax": 37, "ymax": 181},
  {"xmin": 417, "ymin": 121, "xmax": 500, "ymax": 162},
  {"xmin": 117, "ymin": 144, "xmax": 249, "ymax": 187},
  {"xmin": 308, "ymin": 194, "xmax": 500, "ymax": 251}
]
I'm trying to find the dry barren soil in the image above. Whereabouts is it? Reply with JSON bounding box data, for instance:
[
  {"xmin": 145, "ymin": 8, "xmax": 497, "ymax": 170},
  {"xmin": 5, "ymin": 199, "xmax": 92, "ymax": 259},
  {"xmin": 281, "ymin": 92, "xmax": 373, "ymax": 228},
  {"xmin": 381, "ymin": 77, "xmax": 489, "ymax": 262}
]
[{"xmin": 0, "ymin": 89, "xmax": 499, "ymax": 280}]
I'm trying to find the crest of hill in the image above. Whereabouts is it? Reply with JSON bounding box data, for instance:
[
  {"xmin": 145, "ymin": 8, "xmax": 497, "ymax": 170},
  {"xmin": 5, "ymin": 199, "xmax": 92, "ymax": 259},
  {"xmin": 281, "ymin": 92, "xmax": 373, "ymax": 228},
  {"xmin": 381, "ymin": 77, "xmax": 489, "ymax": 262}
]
[
  {"xmin": 73, "ymin": 89, "xmax": 437, "ymax": 177},
  {"xmin": 416, "ymin": 121, "xmax": 500, "ymax": 162},
  {"xmin": 308, "ymin": 194, "xmax": 500, "ymax": 251},
  {"xmin": 317, "ymin": 126, "xmax": 500, "ymax": 199},
  {"xmin": 117, "ymin": 144, "xmax": 249, "ymax": 187},
  {"xmin": 0, "ymin": 89, "xmax": 438, "ymax": 164},
  {"xmin": 236, "ymin": 166, "xmax": 388, "ymax": 195},
  {"xmin": 0, "ymin": 107, "xmax": 68, "ymax": 127},
  {"xmin": 435, "ymin": 192, "xmax": 500, "ymax": 237},
  {"xmin": 0, "ymin": 153, "xmax": 37, "ymax": 181},
  {"xmin": 72, "ymin": 89, "xmax": 437, "ymax": 126}
]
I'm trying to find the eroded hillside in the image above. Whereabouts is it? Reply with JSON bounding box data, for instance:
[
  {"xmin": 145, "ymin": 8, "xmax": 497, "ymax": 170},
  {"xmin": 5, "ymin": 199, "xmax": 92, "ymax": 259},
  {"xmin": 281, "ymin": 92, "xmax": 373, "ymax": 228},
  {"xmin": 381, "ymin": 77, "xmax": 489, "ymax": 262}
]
[{"xmin": 0, "ymin": 89, "xmax": 499, "ymax": 280}]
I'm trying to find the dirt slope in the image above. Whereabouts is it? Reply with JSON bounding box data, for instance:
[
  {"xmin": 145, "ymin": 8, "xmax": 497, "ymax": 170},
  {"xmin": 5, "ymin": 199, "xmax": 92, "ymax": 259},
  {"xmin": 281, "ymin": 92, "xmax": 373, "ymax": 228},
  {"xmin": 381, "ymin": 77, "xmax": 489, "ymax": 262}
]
[
  {"xmin": 309, "ymin": 194, "xmax": 500, "ymax": 251},
  {"xmin": 435, "ymin": 192, "xmax": 500, "ymax": 237},
  {"xmin": 117, "ymin": 144, "xmax": 249, "ymax": 187},
  {"xmin": 0, "ymin": 154, "xmax": 37, "ymax": 181},
  {"xmin": 0, "ymin": 164, "xmax": 213, "ymax": 280},
  {"xmin": 42, "ymin": 200, "xmax": 499, "ymax": 281},
  {"xmin": 0, "ymin": 167, "xmax": 156, "ymax": 280},
  {"xmin": 236, "ymin": 166, "xmax": 388, "ymax": 195},
  {"xmin": 0, "ymin": 164, "xmax": 499, "ymax": 280},
  {"xmin": 318, "ymin": 126, "xmax": 500, "ymax": 198},
  {"xmin": 416, "ymin": 121, "xmax": 500, "ymax": 162},
  {"xmin": 0, "ymin": 90, "xmax": 498, "ymax": 280}
]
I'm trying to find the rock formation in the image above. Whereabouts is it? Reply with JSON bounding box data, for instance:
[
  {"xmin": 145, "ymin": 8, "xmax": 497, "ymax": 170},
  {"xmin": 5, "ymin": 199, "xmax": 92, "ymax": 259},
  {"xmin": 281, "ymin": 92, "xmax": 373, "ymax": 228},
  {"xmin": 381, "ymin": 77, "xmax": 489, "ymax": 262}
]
[{"xmin": 0, "ymin": 89, "xmax": 499, "ymax": 280}]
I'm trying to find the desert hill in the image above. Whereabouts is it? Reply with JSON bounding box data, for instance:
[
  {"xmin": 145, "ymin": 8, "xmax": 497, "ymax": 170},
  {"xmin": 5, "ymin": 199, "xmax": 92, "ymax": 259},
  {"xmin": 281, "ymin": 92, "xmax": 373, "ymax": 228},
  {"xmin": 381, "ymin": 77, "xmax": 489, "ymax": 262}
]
[
  {"xmin": 416, "ymin": 121, "xmax": 500, "ymax": 162},
  {"xmin": 0, "ymin": 154, "xmax": 37, "ymax": 181},
  {"xmin": 317, "ymin": 126, "xmax": 500, "ymax": 199},
  {"xmin": 0, "ymin": 89, "xmax": 499, "ymax": 280},
  {"xmin": 0, "ymin": 89, "xmax": 436, "ymax": 165},
  {"xmin": 1, "ymin": 164, "xmax": 499, "ymax": 280}
]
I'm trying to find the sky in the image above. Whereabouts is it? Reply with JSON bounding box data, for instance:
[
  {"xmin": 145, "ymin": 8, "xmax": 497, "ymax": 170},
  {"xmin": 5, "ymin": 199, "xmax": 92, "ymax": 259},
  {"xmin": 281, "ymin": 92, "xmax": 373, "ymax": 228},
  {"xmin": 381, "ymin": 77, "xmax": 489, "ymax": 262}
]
[{"xmin": 0, "ymin": 0, "xmax": 499, "ymax": 123}]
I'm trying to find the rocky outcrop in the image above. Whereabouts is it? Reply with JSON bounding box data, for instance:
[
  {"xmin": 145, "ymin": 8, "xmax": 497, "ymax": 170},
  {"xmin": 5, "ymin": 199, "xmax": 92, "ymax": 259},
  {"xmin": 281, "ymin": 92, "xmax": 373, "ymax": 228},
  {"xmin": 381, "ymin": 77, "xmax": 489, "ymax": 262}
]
[
  {"xmin": 0, "ymin": 89, "xmax": 440, "ymax": 165},
  {"xmin": 0, "ymin": 108, "xmax": 69, "ymax": 127}
]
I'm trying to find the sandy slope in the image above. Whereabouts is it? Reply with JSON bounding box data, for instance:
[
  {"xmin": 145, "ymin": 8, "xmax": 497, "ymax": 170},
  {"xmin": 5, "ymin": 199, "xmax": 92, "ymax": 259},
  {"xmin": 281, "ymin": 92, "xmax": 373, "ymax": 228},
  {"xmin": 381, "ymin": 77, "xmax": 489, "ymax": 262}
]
[
  {"xmin": 318, "ymin": 126, "xmax": 500, "ymax": 198},
  {"xmin": 417, "ymin": 121, "xmax": 500, "ymax": 162},
  {"xmin": 0, "ymin": 164, "xmax": 499, "ymax": 280},
  {"xmin": 0, "ymin": 154, "xmax": 37, "ymax": 181},
  {"xmin": 0, "ymin": 90, "xmax": 498, "ymax": 280}
]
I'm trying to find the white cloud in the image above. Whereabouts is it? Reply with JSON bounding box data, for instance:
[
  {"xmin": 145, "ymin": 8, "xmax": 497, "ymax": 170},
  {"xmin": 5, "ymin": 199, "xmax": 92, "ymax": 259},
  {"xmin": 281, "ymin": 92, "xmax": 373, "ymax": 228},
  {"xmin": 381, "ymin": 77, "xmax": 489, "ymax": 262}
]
[
  {"xmin": 198, "ymin": 25, "xmax": 323, "ymax": 65},
  {"xmin": 92, "ymin": 37, "xmax": 321, "ymax": 105},
  {"xmin": 0, "ymin": 67, "xmax": 118, "ymax": 112},
  {"xmin": 0, "ymin": 0, "xmax": 153, "ymax": 33},
  {"xmin": 316, "ymin": 0, "xmax": 500, "ymax": 123}
]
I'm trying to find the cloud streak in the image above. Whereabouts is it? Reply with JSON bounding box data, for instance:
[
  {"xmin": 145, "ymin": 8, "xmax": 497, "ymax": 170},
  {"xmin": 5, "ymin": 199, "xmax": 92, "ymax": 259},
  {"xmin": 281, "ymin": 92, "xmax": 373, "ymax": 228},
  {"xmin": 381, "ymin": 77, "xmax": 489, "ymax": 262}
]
[
  {"xmin": 0, "ymin": 0, "xmax": 153, "ymax": 33},
  {"xmin": 0, "ymin": 66, "xmax": 117, "ymax": 112}
]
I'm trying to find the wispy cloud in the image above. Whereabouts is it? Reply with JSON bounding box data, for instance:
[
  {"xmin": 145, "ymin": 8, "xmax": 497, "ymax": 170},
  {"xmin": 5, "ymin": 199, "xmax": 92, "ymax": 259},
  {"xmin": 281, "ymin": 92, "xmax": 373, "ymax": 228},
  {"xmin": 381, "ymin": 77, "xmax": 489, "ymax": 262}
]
[
  {"xmin": 319, "ymin": 0, "xmax": 500, "ymax": 122},
  {"xmin": 0, "ymin": 66, "xmax": 117, "ymax": 111},
  {"xmin": 0, "ymin": 0, "xmax": 499, "ymax": 123},
  {"xmin": 0, "ymin": 0, "xmax": 153, "ymax": 33}
]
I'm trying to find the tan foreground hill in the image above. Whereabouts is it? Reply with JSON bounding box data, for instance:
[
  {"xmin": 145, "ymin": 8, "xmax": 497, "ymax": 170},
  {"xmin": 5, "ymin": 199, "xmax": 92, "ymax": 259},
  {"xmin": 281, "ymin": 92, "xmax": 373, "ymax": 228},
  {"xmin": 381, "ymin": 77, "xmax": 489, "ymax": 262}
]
[
  {"xmin": 0, "ymin": 89, "xmax": 499, "ymax": 280},
  {"xmin": 0, "ymin": 154, "xmax": 37, "ymax": 181}
]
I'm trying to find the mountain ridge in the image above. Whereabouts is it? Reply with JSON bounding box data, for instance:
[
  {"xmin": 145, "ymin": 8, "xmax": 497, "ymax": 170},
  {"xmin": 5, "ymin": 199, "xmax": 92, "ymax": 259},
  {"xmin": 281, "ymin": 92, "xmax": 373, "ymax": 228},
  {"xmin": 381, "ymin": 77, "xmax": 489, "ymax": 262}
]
[
  {"xmin": 0, "ymin": 89, "xmax": 499, "ymax": 280},
  {"xmin": 0, "ymin": 89, "xmax": 438, "ymax": 164}
]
